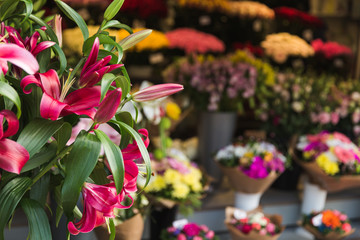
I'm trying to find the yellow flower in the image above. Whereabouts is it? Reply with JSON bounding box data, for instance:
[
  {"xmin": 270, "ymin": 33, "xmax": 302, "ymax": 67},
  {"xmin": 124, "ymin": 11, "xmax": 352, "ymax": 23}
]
[
  {"xmin": 172, "ymin": 183, "xmax": 190, "ymax": 199},
  {"xmin": 164, "ymin": 169, "xmax": 181, "ymax": 185},
  {"xmin": 146, "ymin": 175, "xmax": 166, "ymax": 192},
  {"xmin": 118, "ymin": 28, "xmax": 169, "ymax": 52},
  {"xmin": 166, "ymin": 102, "xmax": 181, "ymax": 120},
  {"xmin": 226, "ymin": 1, "xmax": 275, "ymax": 19},
  {"xmin": 264, "ymin": 152, "xmax": 273, "ymax": 162},
  {"xmin": 316, "ymin": 153, "xmax": 339, "ymax": 175},
  {"xmin": 244, "ymin": 152, "xmax": 254, "ymax": 158},
  {"xmin": 303, "ymin": 151, "xmax": 314, "ymax": 159}
]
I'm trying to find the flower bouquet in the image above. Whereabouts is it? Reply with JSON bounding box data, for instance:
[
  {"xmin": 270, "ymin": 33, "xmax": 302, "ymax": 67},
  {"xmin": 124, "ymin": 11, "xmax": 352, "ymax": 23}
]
[
  {"xmin": 161, "ymin": 221, "xmax": 219, "ymax": 240},
  {"xmin": 302, "ymin": 209, "xmax": 354, "ymax": 240},
  {"xmin": 261, "ymin": 32, "xmax": 314, "ymax": 68},
  {"xmin": 0, "ymin": 0, "xmax": 183, "ymax": 238},
  {"xmin": 215, "ymin": 140, "xmax": 286, "ymax": 210},
  {"xmin": 225, "ymin": 207, "xmax": 284, "ymax": 240},
  {"xmin": 295, "ymin": 131, "xmax": 360, "ymax": 192}
]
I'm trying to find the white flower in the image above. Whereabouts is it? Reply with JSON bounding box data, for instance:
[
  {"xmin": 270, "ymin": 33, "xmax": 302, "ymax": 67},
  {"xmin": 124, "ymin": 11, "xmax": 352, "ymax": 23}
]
[
  {"xmin": 311, "ymin": 213, "xmax": 323, "ymax": 227},
  {"xmin": 234, "ymin": 209, "xmax": 247, "ymax": 220},
  {"xmin": 234, "ymin": 146, "xmax": 247, "ymax": 157}
]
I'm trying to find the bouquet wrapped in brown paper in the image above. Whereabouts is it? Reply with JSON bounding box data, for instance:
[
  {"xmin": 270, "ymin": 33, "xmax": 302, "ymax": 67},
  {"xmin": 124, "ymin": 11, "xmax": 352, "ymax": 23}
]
[
  {"xmin": 215, "ymin": 140, "xmax": 286, "ymax": 194},
  {"xmin": 95, "ymin": 213, "xmax": 144, "ymax": 240},
  {"xmin": 302, "ymin": 209, "xmax": 355, "ymax": 240},
  {"xmin": 225, "ymin": 207, "xmax": 284, "ymax": 240},
  {"xmin": 293, "ymin": 132, "xmax": 360, "ymax": 193}
]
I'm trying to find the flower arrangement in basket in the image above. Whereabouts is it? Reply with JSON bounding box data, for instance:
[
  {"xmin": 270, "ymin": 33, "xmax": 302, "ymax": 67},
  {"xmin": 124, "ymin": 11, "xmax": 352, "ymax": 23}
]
[
  {"xmin": 295, "ymin": 131, "xmax": 360, "ymax": 192},
  {"xmin": 0, "ymin": 0, "xmax": 183, "ymax": 238},
  {"xmin": 161, "ymin": 221, "xmax": 219, "ymax": 240},
  {"xmin": 302, "ymin": 209, "xmax": 354, "ymax": 240},
  {"xmin": 226, "ymin": 1, "xmax": 274, "ymax": 19},
  {"xmin": 215, "ymin": 140, "xmax": 286, "ymax": 194},
  {"xmin": 163, "ymin": 54, "xmax": 258, "ymax": 112},
  {"xmin": 225, "ymin": 207, "xmax": 284, "ymax": 240}
]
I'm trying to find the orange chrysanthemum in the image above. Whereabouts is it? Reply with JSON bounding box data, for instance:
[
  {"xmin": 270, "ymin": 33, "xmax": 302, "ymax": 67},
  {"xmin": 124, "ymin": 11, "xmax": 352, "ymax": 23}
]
[{"xmin": 322, "ymin": 210, "xmax": 341, "ymax": 229}]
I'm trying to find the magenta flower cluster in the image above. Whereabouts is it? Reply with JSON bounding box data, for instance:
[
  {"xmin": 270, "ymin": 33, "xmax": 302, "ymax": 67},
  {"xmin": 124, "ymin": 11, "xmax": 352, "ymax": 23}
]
[
  {"xmin": 162, "ymin": 222, "xmax": 217, "ymax": 240},
  {"xmin": 312, "ymin": 39, "xmax": 352, "ymax": 59}
]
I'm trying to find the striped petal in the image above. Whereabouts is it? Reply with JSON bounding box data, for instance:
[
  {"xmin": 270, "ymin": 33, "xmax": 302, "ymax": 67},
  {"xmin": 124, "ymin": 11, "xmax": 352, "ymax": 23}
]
[
  {"xmin": 0, "ymin": 44, "xmax": 39, "ymax": 74},
  {"xmin": 40, "ymin": 93, "xmax": 68, "ymax": 121},
  {"xmin": 0, "ymin": 138, "xmax": 29, "ymax": 174}
]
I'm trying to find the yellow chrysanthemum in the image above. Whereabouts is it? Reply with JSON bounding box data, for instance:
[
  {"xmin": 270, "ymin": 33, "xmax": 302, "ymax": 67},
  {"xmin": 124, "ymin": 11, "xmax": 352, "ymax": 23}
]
[
  {"xmin": 172, "ymin": 183, "xmax": 190, "ymax": 199},
  {"xmin": 118, "ymin": 28, "xmax": 169, "ymax": 52},
  {"xmin": 244, "ymin": 152, "xmax": 254, "ymax": 158},
  {"xmin": 182, "ymin": 174, "xmax": 203, "ymax": 192},
  {"xmin": 166, "ymin": 102, "xmax": 181, "ymax": 120},
  {"xmin": 63, "ymin": 26, "xmax": 118, "ymax": 56},
  {"xmin": 146, "ymin": 175, "xmax": 166, "ymax": 192},
  {"xmin": 164, "ymin": 169, "xmax": 182, "ymax": 185},
  {"xmin": 316, "ymin": 153, "xmax": 339, "ymax": 175}
]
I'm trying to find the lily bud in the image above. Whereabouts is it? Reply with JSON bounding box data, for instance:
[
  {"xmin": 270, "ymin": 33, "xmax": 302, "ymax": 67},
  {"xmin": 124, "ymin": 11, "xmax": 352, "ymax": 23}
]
[
  {"xmin": 94, "ymin": 88, "xmax": 122, "ymax": 124},
  {"xmin": 132, "ymin": 83, "xmax": 183, "ymax": 102}
]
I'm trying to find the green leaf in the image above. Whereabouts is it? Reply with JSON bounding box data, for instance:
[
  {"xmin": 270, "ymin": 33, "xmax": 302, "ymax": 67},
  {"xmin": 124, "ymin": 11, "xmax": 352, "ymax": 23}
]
[
  {"xmin": 0, "ymin": 81, "xmax": 21, "ymax": 118},
  {"xmin": 0, "ymin": 0, "xmax": 19, "ymax": 21},
  {"xmin": 37, "ymin": 47, "xmax": 51, "ymax": 73},
  {"xmin": 108, "ymin": 218, "xmax": 116, "ymax": 240},
  {"xmin": 115, "ymin": 75, "xmax": 130, "ymax": 100},
  {"xmin": 115, "ymin": 112, "xmax": 133, "ymax": 149},
  {"xmin": 99, "ymin": 49, "xmax": 118, "ymax": 65},
  {"xmin": 111, "ymin": 121, "xmax": 151, "ymax": 187},
  {"xmin": 61, "ymin": 132, "xmax": 101, "ymax": 217},
  {"xmin": 52, "ymin": 43, "xmax": 67, "ymax": 77},
  {"xmin": 94, "ymin": 129, "xmax": 124, "ymax": 194},
  {"xmin": 104, "ymin": 0, "xmax": 124, "ymax": 21},
  {"xmin": 90, "ymin": 162, "xmax": 110, "ymax": 185},
  {"xmin": 21, "ymin": 198, "xmax": 52, "ymax": 240},
  {"xmin": 101, "ymin": 73, "xmax": 116, "ymax": 101},
  {"xmin": 55, "ymin": 0, "xmax": 89, "ymax": 40},
  {"xmin": 29, "ymin": 14, "xmax": 59, "ymax": 44},
  {"xmin": 21, "ymin": 141, "xmax": 57, "ymax": 172},
  {"xmin": 20, "ymin": 0, "xmax": 33, "ymax": 23},
  {"xmin": 0, "ymin": 177, "xmax": 32, "ymax": 240},
  {"xmin": 118, "ymin": 29, "xmax": 152, "ymax": 51},
  {"xmin": 101, "ymin": 20, "xmax": 132, "ymax": 34},
  {"xmin": 17, "ymin": 118, "xmax": 67, "ymax": 158},
  {"xmin": 30, "ymin": 172, "xmax": 50, "ymax": 206},
  {"xmin": 53, "ymin": 121, "xmax": 72, "ymax": 153},
  {"xmin": 33, "ymin": 0, "xmax": 46, "ymax": 11}
]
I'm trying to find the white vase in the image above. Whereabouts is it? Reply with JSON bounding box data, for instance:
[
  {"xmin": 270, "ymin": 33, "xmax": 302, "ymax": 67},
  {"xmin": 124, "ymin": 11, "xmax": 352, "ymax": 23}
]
[{"xmin": 234, "ymin": 192, "xmax": 262, "ymax": 211}]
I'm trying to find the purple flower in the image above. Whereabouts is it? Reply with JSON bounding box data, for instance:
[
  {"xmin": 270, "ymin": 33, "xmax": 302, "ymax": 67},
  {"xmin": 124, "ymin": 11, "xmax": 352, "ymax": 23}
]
[
  {"xmin": 241, "ymin": 156, "xmax": 269, "ymax": 179},
  {"xmin": 168, "ymin": 157, "xmax": 190, "ymax": 174},
  {"xmin": 304, "ymin": 141, "xmax": 329, "ymax": 153}
]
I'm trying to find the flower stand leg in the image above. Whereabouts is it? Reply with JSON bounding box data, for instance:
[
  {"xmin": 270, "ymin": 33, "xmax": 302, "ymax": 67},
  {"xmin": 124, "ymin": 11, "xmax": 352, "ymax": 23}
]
[
  {"xmin": 296, "ymin": 180, "xmax": 327, "ymax": 239},
  {"xmin": 234, "ymin": 192, "xmax": 262, "ymax": 211}
]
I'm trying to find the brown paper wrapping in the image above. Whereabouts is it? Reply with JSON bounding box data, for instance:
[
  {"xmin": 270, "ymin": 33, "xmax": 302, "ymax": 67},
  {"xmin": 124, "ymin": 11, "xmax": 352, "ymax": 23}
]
[
  {"xmin": 289, "ymin": 135, "xmax": 360, "ymax": 193},
  {"xmin": 94, "ymin": 213, "xmax": 144, "ymax": 240},
  {"xmin": 225, "ymin": 207, "xmax": 284, "ymax": 240},
  {"xmin": 219, "ymin": 165, "xmax": 279, "ymax": 193},
  {"xmin": 303, "ymin": 224, "xmax": 355, "ymax": 240}
]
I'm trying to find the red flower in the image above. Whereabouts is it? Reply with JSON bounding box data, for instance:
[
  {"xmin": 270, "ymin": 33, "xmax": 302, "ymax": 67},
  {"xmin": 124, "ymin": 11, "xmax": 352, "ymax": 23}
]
[
  {"xmin": 0, "ymin": 110, "xmax": 29, "ymax": 174},
  {"xmin": 183, "ymin": 223, "xmax": 201, "ymax": 236},
  {"xmin": 275, "ymin": 7, "xmax": 324, "ymax": 27}
]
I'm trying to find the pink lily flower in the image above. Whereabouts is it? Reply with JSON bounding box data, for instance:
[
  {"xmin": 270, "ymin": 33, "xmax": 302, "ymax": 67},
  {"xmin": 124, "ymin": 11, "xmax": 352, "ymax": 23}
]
[
  {"xmin": 0, "ymin": 110, "xmax": 29, "ymax": 174},
  {"xmin": 79, "ymin": 37, "xmax": 123, "ymax": 88},
  {"xmin": 5, "ymin": 26, "xmax": 56, "ymax": 56},
  {"xmin": 68, "ymin": 182, "xmax": 119, "ymax": 235},
  {"xmin": 132, "ymin": 83, "xmax": 184, "ymax": 102},
  {"xmin": 0, "ymin": 43, "xmax": 39, "ymax": 74},
  {"xmin": 49, "ymin": 15, "xmax": 63, "ymax": 47},
  {"xmin": 93, "ymin": 88, "xmax": 122, "ymax": 124},
  {"xmin": 121, "ymin": 129, "xmax": 150, "ymax": 160},
  {"xmin": 21, "ymin": 69, "xmax": 101, "ymax": 120}
]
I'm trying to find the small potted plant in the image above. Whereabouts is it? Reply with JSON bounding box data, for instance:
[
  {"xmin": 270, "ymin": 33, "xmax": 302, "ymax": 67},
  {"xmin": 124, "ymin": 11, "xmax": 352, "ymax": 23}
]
[{"xmin": 161, "ymin": 221, "xmax": 219, "ymax": 240}]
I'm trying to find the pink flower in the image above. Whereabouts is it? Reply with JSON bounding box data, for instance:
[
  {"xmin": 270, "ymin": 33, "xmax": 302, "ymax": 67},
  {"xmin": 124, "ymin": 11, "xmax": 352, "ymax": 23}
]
[
  {"xmin": 132, "ymin": 83, "xmax": 183, "ymax": 102},
  {"xmin": 251, "ymin": 223, "xmax": 261, "ymax": 230},
  {"xmin": 259, "ymin": 228, "xmax": 267, "ymax": 235},
  {"xmin": 68, "ymin": 183, "xmax": 118, "ymax": 235},
  {"xmin": 79, "ymin": 37, "xmax": 123, "ymax": 88},
  {"xmin": 177, "ymin": 234, "xmax": 186, "ymax": 240},
  {"xmin": 193, "ymin": 236, "xmax": 202, "ymax": 240},
  {"xmin": 339, "ymin": 214, "xmax": 347, "ymax": 221},
  {"xmin": 333, "ymin": 132, "xmax": 352, "ymax": 143},
  {"xmin": 93, "ymin": 88, "xmax": 122, "ymax": 124},
  {"xmin": 166, "ymin": 28, "xmax": 225, "ymax": 54},
  {"xmin": 318, "ymin": 112, "xmax": 331, "ymax": 125},
  {"xmin": 241, "ymin": 224, "xmax": 252, "ymax": 234},
  {"xmin": 0, "ymin": 110, "xmax": 29, "ymax": 174},
  {"xmin": 331, "ymin": 112, "xmax": 339, "ymax": 125},
  {"xmin": 167, "ymin": 227, "xmax": 177, "ymax": 233},
  {"xmin": 334, "ymin": 146, "xmax": 354, "ymax": 164},
  {"xmin": 0, "ymin": 43, "xmax": 39, "ymax": 75},
  {"xmin": 311, "ymin": 39, "xmax": 352, "ymax": 59},
  {"xmin": 21, "ymin": 69, "xmax": 101, "ymax": 121},
  {"xmin": 200, "ymin": 225, "xmax": 209, "ymax": 232},
  {"xmin": 266, "ymin": 223, "xmax": 275, "ymax": 233},
  {"xmin": 342, "ymin": 223, "xmax": 352, "ymax": 233},
  {"xmin": 205, "ymin": 230, "xmax": 215, "ymax": 239},
  {"xmin": 183, "ymin": 223, "xmax": 201, "ymax": 237},
  {"xmin": 352, "ymin": 110, "xmax": 360, "ymax": 124}
]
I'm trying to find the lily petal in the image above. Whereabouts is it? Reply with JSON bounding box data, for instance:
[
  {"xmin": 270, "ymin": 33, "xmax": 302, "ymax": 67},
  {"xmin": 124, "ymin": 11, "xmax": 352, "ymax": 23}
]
[
  {"xmin": 40, "ymin": 93, "xmax": 68, "ymax": 121},
  {"xmin": 0, "ymin": 44, "xmax": 39, "ymax": 74},
  {"xmin": 38, "ymin": 69, "xmax": 61, "ymax": 99},
  {"xmin": 32, "ymin": 41, "xmax": 56, "ymax": 56},
  {"xmin": 132, "ymin": 83, "xmax": 184, "ymax": 102},
  {"xmin": 0, "ymin": 110, "xmax": 19, "ymax": 138},
  {"xmin": 21, "ymin": 74, "xmax": 43, "ymax": 94},
  {"xmin": 94, "ymin": 88, "xmax": 122, "ymax": 124},
  {"xmin": 67, "ymin": 203, "xmax": 99, "ymax": 235},
  {"xmin": 63, "ymin": 87, "xmax": 101, "ymax": 118},
  {"xmin": 81, "ymin": 37, "xmax": 100, "ymax": 76},
  {"xmin": 122, "ymin": 129, "xmax": 149, "ymax": 160},
  {"xmin": 0, "ymin": 138, "xmax": 29, "ymax": 174}
]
